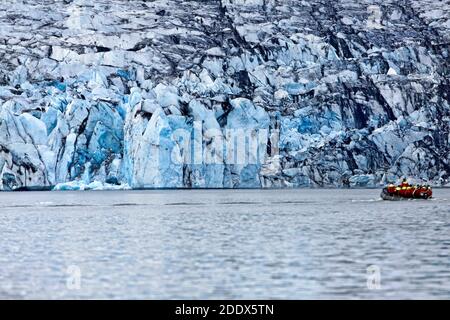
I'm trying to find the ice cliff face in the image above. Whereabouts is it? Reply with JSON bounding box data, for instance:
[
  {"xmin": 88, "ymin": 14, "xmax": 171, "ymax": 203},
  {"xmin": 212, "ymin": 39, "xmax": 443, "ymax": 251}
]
[{"xmin": 0, "ymin": 0, "xmax": 449, "ymax": 190}]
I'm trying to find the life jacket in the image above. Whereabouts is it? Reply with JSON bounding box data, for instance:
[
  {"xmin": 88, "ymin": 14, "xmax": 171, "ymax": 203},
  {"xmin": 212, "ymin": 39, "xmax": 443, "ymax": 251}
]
[
  {"xmin": 399, "ymin": 186, "xmax": 407, "ymax": 196},
  {"xmin": 387, "ymin": 184, "xmax": 396, "ymax": 194}
]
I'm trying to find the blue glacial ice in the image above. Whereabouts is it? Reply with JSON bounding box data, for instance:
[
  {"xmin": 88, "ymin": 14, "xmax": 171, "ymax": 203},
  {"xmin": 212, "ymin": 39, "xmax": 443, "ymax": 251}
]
[{"xmin": 0, "ymin": 0, "xmax": 449, "ymax": 190}]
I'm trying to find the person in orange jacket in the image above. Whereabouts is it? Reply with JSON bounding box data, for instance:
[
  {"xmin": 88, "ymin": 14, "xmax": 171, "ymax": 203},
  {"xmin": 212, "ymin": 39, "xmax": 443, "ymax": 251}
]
[
  {"xmin": 405, "ymin": 186, "xmax": 414, "ymax": 198},
  {"xmin": 399, "ymin": 186, "xmax": 406, "ymax": 197},
  {"xmin": 387, "ymin": 183, "xmax": 396, "ymax": 194},
  {"xmin": 398, "ymin": 178, "xmax": 409, "ymax": 197},
  {"xmin": 400, "ymin": 178, "xmax": 409, "ymax": 188}
]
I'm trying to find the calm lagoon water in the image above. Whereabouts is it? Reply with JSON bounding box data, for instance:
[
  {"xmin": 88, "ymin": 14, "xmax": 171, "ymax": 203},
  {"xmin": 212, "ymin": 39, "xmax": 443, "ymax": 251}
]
[{"xmin": 0, "ymin": 189, "xmax": 449, "ymax": 299}]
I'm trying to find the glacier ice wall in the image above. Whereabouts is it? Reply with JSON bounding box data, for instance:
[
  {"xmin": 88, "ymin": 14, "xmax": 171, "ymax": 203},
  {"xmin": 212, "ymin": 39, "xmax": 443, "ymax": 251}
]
[{"xmin": 0, "ymin": 0, "xmax": 449, "ymax": 190}]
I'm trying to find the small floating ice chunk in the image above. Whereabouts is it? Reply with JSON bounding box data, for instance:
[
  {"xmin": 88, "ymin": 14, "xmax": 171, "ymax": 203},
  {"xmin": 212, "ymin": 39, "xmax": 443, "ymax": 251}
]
[{"xmin": 53, "ymin": 181, "xmax": 131, "ymax": 191}]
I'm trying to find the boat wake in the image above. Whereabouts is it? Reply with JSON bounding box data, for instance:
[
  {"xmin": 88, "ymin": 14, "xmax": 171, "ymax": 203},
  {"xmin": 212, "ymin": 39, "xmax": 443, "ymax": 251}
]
[{"xmin": 351, "ymin": 199, "xmax": 383, "ymax": 203}]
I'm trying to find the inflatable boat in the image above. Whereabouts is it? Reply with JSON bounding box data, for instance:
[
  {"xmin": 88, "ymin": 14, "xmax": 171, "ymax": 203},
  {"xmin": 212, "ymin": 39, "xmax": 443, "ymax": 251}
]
[{"xmin": 380, "ymin": 186, "xmax": 432, "ymax": 200}]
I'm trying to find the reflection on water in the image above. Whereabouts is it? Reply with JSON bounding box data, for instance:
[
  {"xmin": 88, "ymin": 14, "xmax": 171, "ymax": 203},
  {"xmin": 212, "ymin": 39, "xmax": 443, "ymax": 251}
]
[{"xmin": 0, "ymin": 189, "xmax": 449, "ymax": 299}]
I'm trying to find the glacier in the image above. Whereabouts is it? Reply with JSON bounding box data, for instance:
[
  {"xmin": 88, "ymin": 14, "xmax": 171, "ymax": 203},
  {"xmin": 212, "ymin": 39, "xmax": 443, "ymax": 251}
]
[{"xmin": 0, "ymin": 0, "xmax": 449, "ymax": 190}]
